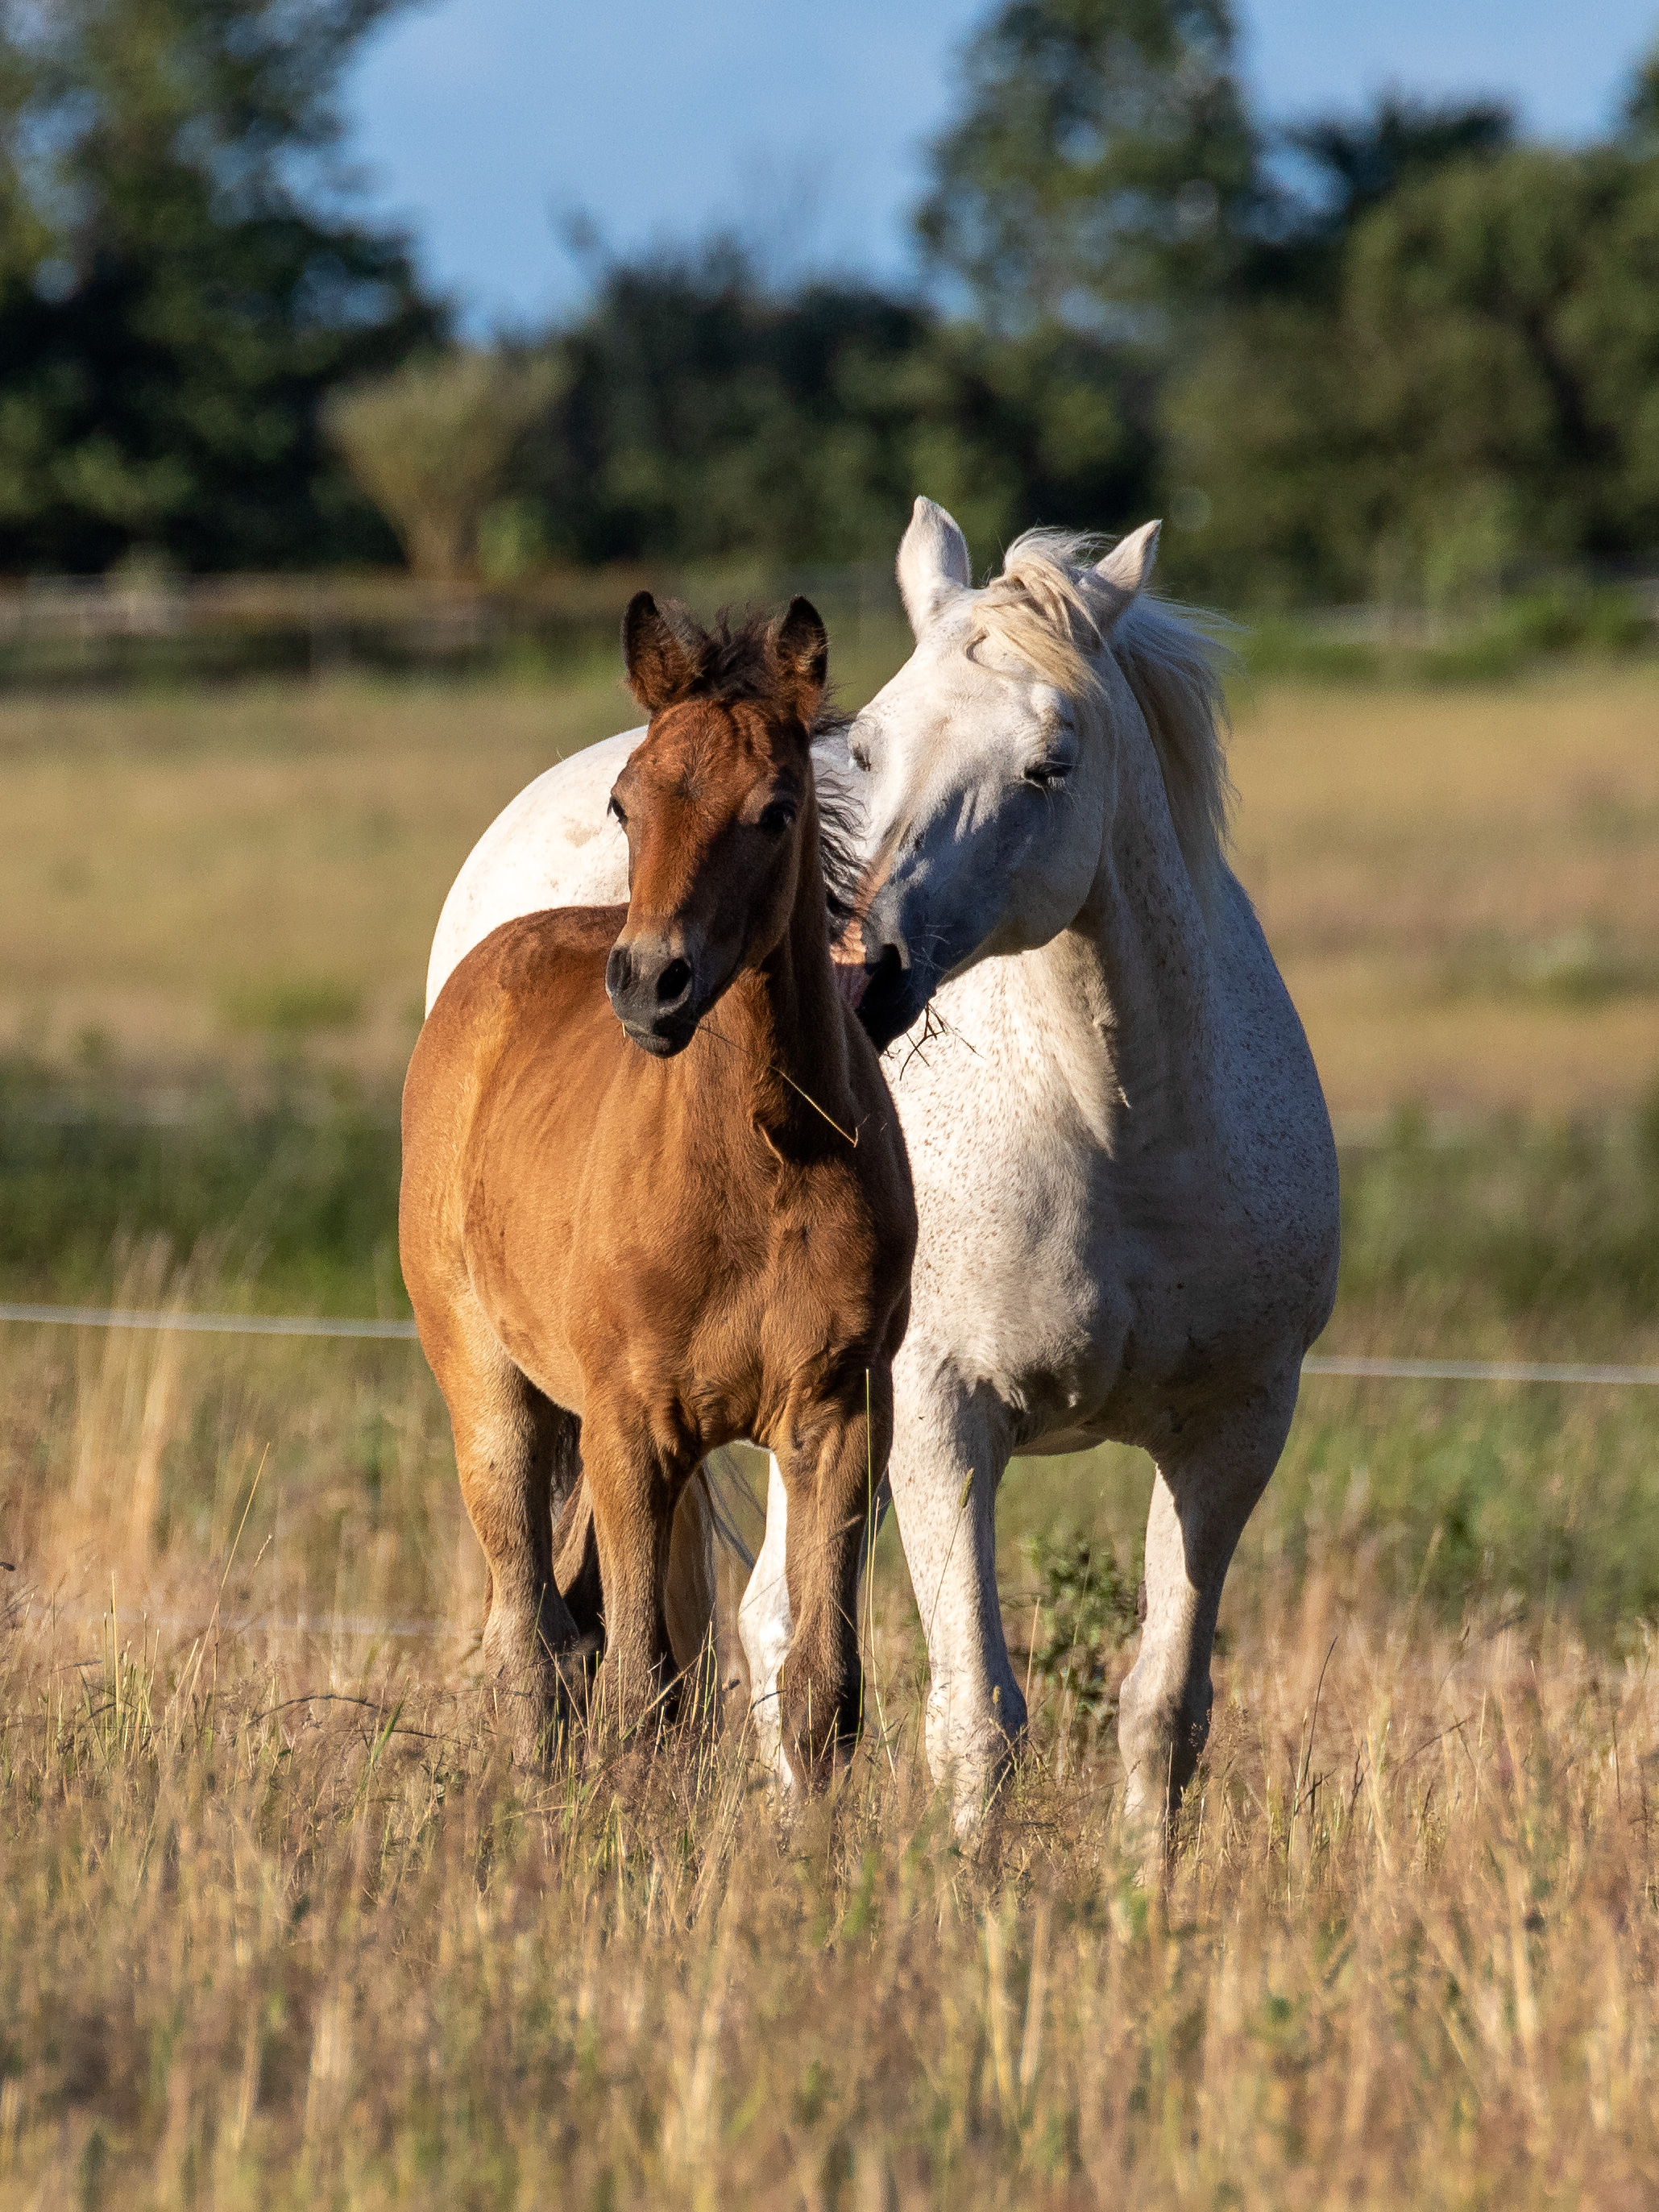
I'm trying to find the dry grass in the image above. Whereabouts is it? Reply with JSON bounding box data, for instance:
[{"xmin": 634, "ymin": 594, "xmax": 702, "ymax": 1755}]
[
  {"xmin": 3, "ymin": 1271, "xmax": 1659, "ymax": 2206},
  {"xmin": 6, "ymin": 1596, "xmax": 1658, "ymax": 2210},
  {"xmin": 1228, "ymin": 664, "xmax": 1659, "ymax": 1113},
  {"xmin": 2, "ymin": 648, "xmax": 1656, "ymax": 1109}
]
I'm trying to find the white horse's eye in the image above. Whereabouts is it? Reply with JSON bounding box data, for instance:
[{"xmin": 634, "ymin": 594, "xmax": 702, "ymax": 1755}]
[
  {"xmin": 1023, "ymin": 760, "xmax": 1072, "ymax": 791},
  {"xmin": 849, "ymin": 740, "xmax": 873, "ymax": 772}
]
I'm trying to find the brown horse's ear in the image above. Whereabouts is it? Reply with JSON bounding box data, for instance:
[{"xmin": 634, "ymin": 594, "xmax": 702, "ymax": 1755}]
[
  {"xmin": 773, "ymin": 596, "xmax": 828, "ymax": 724},
  {"xmin": 623, "ymin": 591, "xmax": 703, "ymax": 712}
]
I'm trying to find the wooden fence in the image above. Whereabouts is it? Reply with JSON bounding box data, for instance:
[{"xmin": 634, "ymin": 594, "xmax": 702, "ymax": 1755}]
[{"xmin": 0, "ymin": 565, "xmax": 906, "ymax": 687}]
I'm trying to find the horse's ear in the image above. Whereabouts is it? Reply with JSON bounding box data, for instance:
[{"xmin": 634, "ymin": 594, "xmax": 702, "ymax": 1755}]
[
  {"xmin": 1093, "ymin": 521, "xmax": 1161, "ymax": 629},
  {"xmin": 774, "ymin": 596, "xmax": 829, "ymax": 723},
  {"xmin": 623, "ymin": 591, "xmax": 702, "ymax": 712},
  {"xmin": 897, "ymin": 496, "xmax": 971, "ymax": 636}
]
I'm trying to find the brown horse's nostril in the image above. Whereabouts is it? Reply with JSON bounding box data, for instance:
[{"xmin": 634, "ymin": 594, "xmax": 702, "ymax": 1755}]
[
  {"xmin": 656, "ymin": 958, "xmax": 692, "ymax": 1006},
  {"xmin": 605, "ymin": 947, "xmax": 632, "ymax": 999}
]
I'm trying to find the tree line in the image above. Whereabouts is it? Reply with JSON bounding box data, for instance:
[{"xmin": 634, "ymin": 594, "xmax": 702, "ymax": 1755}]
[{"xmin": 4, "ymin": 0, "xmax": 1658, "ymax": 606}]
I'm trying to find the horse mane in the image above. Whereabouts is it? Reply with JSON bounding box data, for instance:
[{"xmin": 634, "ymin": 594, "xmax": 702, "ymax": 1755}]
[
  {"xmin": 807, "ymin": 708, "xmax": 864, "ymax": 940},
  {"xmin": 976, "ymin": 529, "xmax": 1236, "ymax": 915}
]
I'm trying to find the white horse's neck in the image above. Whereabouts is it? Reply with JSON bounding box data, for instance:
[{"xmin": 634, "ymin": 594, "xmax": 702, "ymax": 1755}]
[{"xmin": 1014, "ymin": 652, "xmax": 1223, "ymax": 1153}]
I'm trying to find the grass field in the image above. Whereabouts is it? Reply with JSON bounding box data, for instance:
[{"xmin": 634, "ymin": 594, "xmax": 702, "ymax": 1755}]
[
  {"xmin": 1, "ymin": 638, "xmax": 1655, "ymax": 1112},
  {"xmin": 2, "ymin": 1297, "xmax": 1659, "ymax": 2206},
  {"xmin": 2, "ymin": 646, "xmax": 1657, "ymax": 2205}
]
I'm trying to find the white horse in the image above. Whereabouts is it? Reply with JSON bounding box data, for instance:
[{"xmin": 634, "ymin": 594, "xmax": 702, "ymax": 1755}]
[{"xmin": 426, "ymin": 501, "xmax": 1340, "ymax": 1843}]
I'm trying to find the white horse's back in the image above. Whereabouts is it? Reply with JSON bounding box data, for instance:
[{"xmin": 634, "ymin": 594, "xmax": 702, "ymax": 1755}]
[{"xmin": 425, "ymin": 730, "xmax": 638, "ymax": 1014}]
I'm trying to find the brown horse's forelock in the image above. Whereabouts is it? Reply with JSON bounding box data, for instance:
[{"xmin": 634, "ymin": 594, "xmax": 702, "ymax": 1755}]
[
  {"xmin": 654, "ymin": 602, "xmax": 795, "ymax": 703},
  {"xmin": 648, "ymin": 597, "xmax": 864, "ymax": 934}
]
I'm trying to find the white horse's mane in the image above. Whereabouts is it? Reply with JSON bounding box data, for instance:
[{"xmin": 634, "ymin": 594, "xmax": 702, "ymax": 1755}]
[{"xmin": 975, "ymin": 527, "xmax": 1236, "ymax": 912}]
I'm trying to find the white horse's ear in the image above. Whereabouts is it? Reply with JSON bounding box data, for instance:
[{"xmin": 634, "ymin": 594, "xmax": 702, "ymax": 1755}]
[
  {"xmin": 1093, "ymin": 521, "xmax": 1161, "ymax": 628},
  {"xmin": 897, "ymin": 496, "xmax": 972, "ymax": 636}
]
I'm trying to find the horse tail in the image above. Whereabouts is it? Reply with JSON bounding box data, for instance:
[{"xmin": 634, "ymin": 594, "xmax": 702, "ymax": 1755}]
[{"xmin": 699, "ymin": 1446, "xmax": 758, "ymax": 1570}]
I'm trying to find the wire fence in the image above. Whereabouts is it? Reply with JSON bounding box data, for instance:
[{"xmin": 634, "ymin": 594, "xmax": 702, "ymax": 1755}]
[{"xmin": 2, "ymin": 1301, "xmax": 1656, "ymax": 1387}]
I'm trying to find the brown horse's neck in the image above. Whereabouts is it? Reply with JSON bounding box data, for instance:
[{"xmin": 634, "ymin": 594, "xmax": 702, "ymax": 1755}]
[{"xmin": 712, "ymin": 789, "xmax": 856, "ymax": 1156}]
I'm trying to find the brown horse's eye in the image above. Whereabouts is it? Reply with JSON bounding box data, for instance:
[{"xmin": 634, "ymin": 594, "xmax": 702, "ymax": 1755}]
[
  {"xmin": 608, "ymin": 795, "xmax": 628, "ymax": 828},
  {"xmin": 757, "ymin": 801, "xmax": 796, "ymax": 834}
]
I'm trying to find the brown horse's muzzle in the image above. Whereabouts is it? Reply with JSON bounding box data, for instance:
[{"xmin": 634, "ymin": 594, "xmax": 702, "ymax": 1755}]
[{"xmin": 606, "ymin": 932, "xmax": 701, "ymax": 1056}]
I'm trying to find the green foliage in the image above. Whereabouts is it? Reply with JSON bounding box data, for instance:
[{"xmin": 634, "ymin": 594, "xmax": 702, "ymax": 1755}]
[
  {"xmin": 1019, "ymin": 1526, "xmax": 1139, "ymax": 1730},
  {"xmin": 916, "ymin": 0, "xmax": 1259, "ymax": 336},
  {"xmin": 0, "ymin": 0, "xmax": 443, "ymax": 575},
  {"xmin": 0, "ymin": 1053, "xmax": 402, "ymax": 1309},
  {"xmin": 1275, "ymin": 95, "xmax": 1516, "ymax": 295},
  {"xmin": 1338, "ymin": 1100, "xmax": 1659, "ymax": 1322},
  {"xmin": 523, "ymin": 245, "xmax": 1155, "ymax": 566},
  {"xmin": 1238, "ymin": 581, "xmax": 1650, "ymax": 681},
  {"xmin": 217, "ymin": 973, "xmax": 365, "ymax": 1037},
  {"xmin": 0, "ymin": 4, "xmax": 1655, "ymax": 607},
  {"xmin": 1164, "ymin": 137, "xmax": 1659, "ymax": 603}
]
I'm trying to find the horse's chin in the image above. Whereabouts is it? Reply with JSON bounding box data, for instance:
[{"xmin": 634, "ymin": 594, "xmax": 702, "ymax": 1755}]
[
  {"xmin": 855, "ymin": 948, "xmax": 927, "ymax": 1052},
  {"xmin": 831, "ymin": 955, "xmax": 871, "ymax": 1013},
  {"xmin": 622, "ymin": 1021, "xmax": 695, "ymax": 1059}
]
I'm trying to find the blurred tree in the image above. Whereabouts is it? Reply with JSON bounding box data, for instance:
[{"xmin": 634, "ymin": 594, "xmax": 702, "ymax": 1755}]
[
  {"xmin": 915, "ymin": 0, "xmax": 1260, "ymax": 338},
  {"xmin": 1288, "ymin": 97, "xmax": 1515, "ymax": 234},
  {"xmin": 1624, "ymin": 44, "xmax": 1659, "ymax": 148},
  {"xmin": 519, "ymin": 243, "xmax": 1156, "ymax": 570},
  {"xmin": 1163, "ymin": 128, "xmax": 1659, "ymax": 604},
  {"xmin": 0, "ymin": 0, "xmax": 442, "ymax": 573},
  {"xmin": 1242, "ymin": 95, "xmax": 1516, "ymax": 304},
  {"xmin": 326, "ymin": 351, "xmax": 561, "ymax": 580}
]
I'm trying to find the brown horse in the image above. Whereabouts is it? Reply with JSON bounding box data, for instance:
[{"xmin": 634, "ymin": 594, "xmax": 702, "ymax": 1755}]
[{"xmin": 400, "ymin": 593, "xmax": 915, "ymax": 1782}]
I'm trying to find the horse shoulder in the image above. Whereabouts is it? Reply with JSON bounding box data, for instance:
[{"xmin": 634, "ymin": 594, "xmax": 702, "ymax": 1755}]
[{"xmin": 409, "ymin": 907, "xmax": 627, "ymax": 1237}]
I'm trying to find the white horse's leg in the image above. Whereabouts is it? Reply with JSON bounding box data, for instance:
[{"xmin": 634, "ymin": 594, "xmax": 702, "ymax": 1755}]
[
  {"xmin": 885, "ymin": 1371, "xmax": 1025, "ymax": 1828},
  {"xmin": 1117, "ymin": 1373, "xmax": 1300, "ymax": 1858},
  {"xmin": 737, "ymin": 1455, "xmax": 795, "ymax": 1782}
]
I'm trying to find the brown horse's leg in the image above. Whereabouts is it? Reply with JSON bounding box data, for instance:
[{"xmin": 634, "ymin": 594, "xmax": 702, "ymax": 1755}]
[
  {"xmin": 579, "ymin": 1408, "xmax": 688, "ymax": 1737},
  {"xmin": 777, "ymin": 1369, "xmax": 890, "ymax": 1788},
  {"xmin": 553, "ymin": 1467, "xmax": 720, "ymax": 1716},
  {"xmin": 666, "ymin": 1471, "xmax": 720, "ymax": 1718},
  {"xmin": 431, "ymin": 1304, "xmax": 583, "ymax": 1762}
]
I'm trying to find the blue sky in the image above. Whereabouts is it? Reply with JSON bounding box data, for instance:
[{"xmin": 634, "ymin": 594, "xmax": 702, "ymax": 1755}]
[{"xmin": 343, "ymin": 0, "xmax": 1659, "ymax": 329}]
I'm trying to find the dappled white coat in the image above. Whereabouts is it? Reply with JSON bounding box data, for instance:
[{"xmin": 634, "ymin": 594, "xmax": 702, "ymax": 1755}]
[{"xmin": 425, "ymin": 503, "xmax": 1340, "ymax": 1843}]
